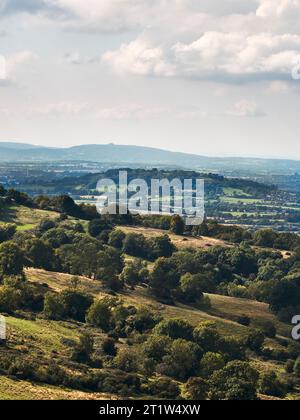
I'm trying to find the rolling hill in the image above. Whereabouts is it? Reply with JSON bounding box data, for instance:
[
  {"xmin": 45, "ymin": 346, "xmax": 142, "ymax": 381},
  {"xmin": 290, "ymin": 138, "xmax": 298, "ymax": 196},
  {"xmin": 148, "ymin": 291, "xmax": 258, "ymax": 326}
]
[{"xmin": 1, "ymin": 142, "xmax": 300, "ymax": 175}]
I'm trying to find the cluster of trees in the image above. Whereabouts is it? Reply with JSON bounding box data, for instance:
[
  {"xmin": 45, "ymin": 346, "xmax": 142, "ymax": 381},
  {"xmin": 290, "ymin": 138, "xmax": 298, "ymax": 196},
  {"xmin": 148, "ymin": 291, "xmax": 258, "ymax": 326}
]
[{"xmin": 2, "ymin": 269, "xmax": 297, "ymax": 400}]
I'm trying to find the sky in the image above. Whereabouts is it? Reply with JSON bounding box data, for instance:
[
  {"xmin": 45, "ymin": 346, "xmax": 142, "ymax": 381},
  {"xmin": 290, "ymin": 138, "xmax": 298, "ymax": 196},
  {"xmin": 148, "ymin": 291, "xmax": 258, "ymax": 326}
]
[{"xmin": 0, "ymin": 0, "xmax": 300, "ymax": 159}]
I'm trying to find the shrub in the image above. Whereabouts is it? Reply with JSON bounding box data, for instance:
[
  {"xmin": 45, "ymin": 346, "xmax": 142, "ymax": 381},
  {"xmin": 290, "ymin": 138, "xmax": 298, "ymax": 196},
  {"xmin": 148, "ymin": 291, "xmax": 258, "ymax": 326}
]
[
  {"xmin": 185, "ymin": 377, "xmax": 209, "ymax": 400},
  {"xmin": 245, "ymin": 329, "xmax": 265, "ymax": 353},
  {"xmin": 294, "ymin": 357, "xmax": 300, "ymax": 377},
  {"xmin": 142, "ymin": 334, "xmax": 172, "ymax": 362},
  {"xmin": 43, "ymin": 292, "xmax": 65, "ymax": 320},
  {"xmin": 0, "ymin": 286, "xmax": 22, "ymax": 313},
  {"xmin": 148, "ymin": 377, "xmax": 181, "ymax": 400},
  {"xmin": 258, "ymin": 372, "xmax": 286, "ymax": 398},
  {"xmin": 199, "ymin": 352, "xmax": 225, "ymax": 378},
  {"xmin": 158, "ymin": 339, "xmax": 202, "ymax": 380},
  {"xmin": 102, "ymin": 338, "xmax": 117, "ymax": 356},
  {"xmin": 154, "ymin": 318, "xmax": 194, "ymax": 341},
  {"xmin": 86, "ymin": 299, "xmax": 113, "ymax": 332},
  {"xmin": 209, "ymin": 361, "xmax": 259, "ymax": 401},
  {"xmin": 193, "ymin": 322, "xmax": 221, "ymax": 353}
]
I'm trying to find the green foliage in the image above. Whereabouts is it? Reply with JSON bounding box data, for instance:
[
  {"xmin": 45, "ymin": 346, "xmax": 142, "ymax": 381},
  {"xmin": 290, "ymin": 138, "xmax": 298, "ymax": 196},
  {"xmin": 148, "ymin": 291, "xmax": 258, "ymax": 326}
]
[
  {"xmin": 209, "ymin": 361, "xmax": 259, "ymax": 400},
  {"xmin": 199, "ymin": 352, "xmax": 225, "ymax": 378},
  {"xmin": 193, "ymin": 322, "xmax": 221, "ymax": 353},
  {"xmin": 44, "ymin": 290, "xmax": 93, "ymax": 322},
  {"xmin": 154, "ymin": 318, "xmax": 194, "ymax": 341},
  {"xmin": 158, "ymin": 339, "xmax": 201, "ymax": 380},
  {"xmin": 0, "ymin": 286, "xmax": 22, "ymax": 313},
  {"xmin": 108, "ymin": 229, "xmax": 126, "ymax": 249},
  {"xmin": 102, "ymin": 338, "xmax": 117, "ymax": 356},
  {"xmin": 148, "ymin": 377, "xmax": 180, "ymax": 400},
  {"xmin": 0, "ymin": 223, "xmax": 16, "ymax": 243},
  {"xmin": 294, "ymin": 357, "xmax": 300, "ymax": 377},
  {"xmin": 0, "ymin": 241, "xmax": 24, "ymax": 278},
  {"xmin": 142, "ymin": 335, "xmax": 172, "ymax": 362},
  {"xmin": 179, "ymin": 273, "xmax": 204, "ymax": 303},
  {"xmin": 170, "ymin": 215, "xmax": 185, "ymax": 235},
  {"xmin": 185, "ymin": 377, "xmax": 209, "ymax": 400},
  {"xmin": 258, "ymin": 372, "xmax": 286, "ymax": 398},
  {"xmin": 245, "ymin": 329, "xmax": 265, "ymax": 353}
]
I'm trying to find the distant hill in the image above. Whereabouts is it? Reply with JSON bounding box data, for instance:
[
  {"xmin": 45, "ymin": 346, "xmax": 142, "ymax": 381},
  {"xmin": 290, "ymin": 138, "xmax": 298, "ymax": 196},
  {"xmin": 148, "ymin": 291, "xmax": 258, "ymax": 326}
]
[{"xmin": 1, "ymin": 142, "xmax": 300, "ymax": 175}]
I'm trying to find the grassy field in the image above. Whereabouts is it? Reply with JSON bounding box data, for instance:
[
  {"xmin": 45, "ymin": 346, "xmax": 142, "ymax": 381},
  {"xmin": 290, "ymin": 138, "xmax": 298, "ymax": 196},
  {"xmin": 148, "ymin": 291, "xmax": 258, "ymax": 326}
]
[
  {"xmin": 119, "ymin": 226, "xmax": 231, "ymax": 250},
  {"xmin": 0, "ymin": 205, "xmax": 58, "ymax": 231},
  {"xmin": 0, "ymin": 376, "xmax": 115, "ymax": 400}
]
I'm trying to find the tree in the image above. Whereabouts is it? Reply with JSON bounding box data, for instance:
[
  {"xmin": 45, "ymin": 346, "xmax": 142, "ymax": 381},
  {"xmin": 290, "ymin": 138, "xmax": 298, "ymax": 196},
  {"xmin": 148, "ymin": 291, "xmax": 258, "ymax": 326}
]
[
  {"xmin": 170, "ymin": 215, "xmax": 185, "ymax": 235},
  {"xmin": 122, "ymin": 233, "xmax": 149, "ymax": 259},
  {"xmin": 149, "ymin": 257, "xmax": 180, "ymax": 300},
  {"xmin": 72, "ymin": 332, "xmax": 94, "ymax": 363},
  {"xmin": 0, "ymin": 242, "xmax": 24, "ymax": 278},
  {"xmin": 199, "ymin": 352, "xmax": 225, "ymax": 378},
  {"xmin": 258, "ymin": 372, "xmax": 286, "ymax": 398},
  {"xmin": 185, "ymin": 377, "xmax": 209, "ymax": 400},
  {"xmin": 154, "ymin": 318, "xmax": 194, "ymax": 341},
  {"xmin": 102, "ymin": 338, "xmax": 117, "ymax": 356},
  {"xmin": 0, "ymin": 223, "xmax": 16, "ymax": 243},
  {"xmin": 193, "ymin": 322, "xmax": 221, "ymax": 353},
  {"xmin": 254, "ymin": 229, "xmax": 278, "ymax": 248},
  {"xmin": 114, "ymin": 348, "xmax": 140, "ymax": 373},
  {"xmin": 119, "ymin": 262, "xmax": 141, "ymax": 289},
  {"xmin": 86, "ymin": 299, "xmax": 113, "ymax": 332},
  {"xmin": 149, "ymin": 235, "xmax": 176, "ymax": 260},
  {"xmin": 43, "ymin": 292, "xmax": 65, "ymax": 320},
  {"xmin": 108, "ymin": 229, "xmax": 126, "ymax": 249},
  {"xmin": 24, "ymin": 238, "xmax": 56, "ymax": 271},
  {"xmin": 209, "ymin": 361, "xmax": 259, "ymax": 400},
  {"xmin": 158, "ymin": 339, "xmax": 201, "ymax": 380},
  {"xmin": 88, "ymin": 219, "xmax": 111, "ymax": 238},
  {"xmin": 179, "ymin": 273, "xmax": 204, "ymax": 303},
  {"xmin": 60, "ymin": 290, "xmax": 93, "ymax": 322},
  {"xmin": 142, "ymin": 334, "xmax": 172, "ymax": 362},
  {"xmin": 148, "ymin": 377, "xmax": 181, "ymax": 400},
  {"xmin": 0, "ymin": 286, "xmax": 21, "ymax": 313},
  {"xmin": 245, "ymin": 329, "xmax": 265, "ymax": 353}
]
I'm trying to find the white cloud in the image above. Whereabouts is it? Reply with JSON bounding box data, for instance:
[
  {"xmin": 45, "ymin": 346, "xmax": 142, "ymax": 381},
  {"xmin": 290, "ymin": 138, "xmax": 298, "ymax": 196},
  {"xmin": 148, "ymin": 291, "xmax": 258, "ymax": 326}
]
[
  {"xmin": 0, "ymin": 50, "xmax": 37, "ymax": 83},
  {"xmin": 256, "ymin": 0, "xmax": 300, "ymax": 18},
  {"xmin": 103, "ymin": 39, "xmax": 175, "ymax": 77},
  {"xmin": 103, "ymin": 32, "xmax": 300, "ymax": 81},
  {"xmin": 227, "ymin": 100, "xmax": 266, "ymax": 117}
]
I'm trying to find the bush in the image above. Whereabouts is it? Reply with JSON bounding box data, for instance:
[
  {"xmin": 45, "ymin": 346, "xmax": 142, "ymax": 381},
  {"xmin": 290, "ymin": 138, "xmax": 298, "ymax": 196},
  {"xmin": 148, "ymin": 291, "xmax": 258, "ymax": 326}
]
[
  {"xmin": 245, "ymin": 329, "xmax": 265, "ymax": 353},
  {"xmin": 43, "ymin": 292, "xmax": 65, "ymax": 320},
  {"xmin": 258, "ymin": 372, "xmax": 286, "ymax": 398},
  {"xmin": 113, "ymin": 348, "xmax": 140, "ymax": 373},
  {"xmin": 294, "ymin": 357, "xmax": 300, "ymax": 377},
  {"xmin": 185, "ymin": 377, "xmax": 209, "ymax": 400},
  {"xmin": 158, "ymin": 339, "xmax": 202, "ymax": 380},
  {"xmin": 86, "ymin": 299, "xmax": 113, "ymax": 332},
  {"xmin": 154, "ymin": 318, "xmax": 194, "ymax": 341},
  {"xmin": 142, "ymin": 334, "xmax": 172, "ymax": 362},
  {"xmin": 209, "ymin": 361, "xmax": 259, "ymax": 400},
  {"xmin": 0, "ymin": 286, "xmax": 22, "ymax": 313},
  {"xmin": 257, "ymin": 321, "xmax": 277, "ymax": 338},
  {"xmin": 102, "ymin": 338, "xmax": 117, "ymax": 356},
  {"xmin": 193, "ymin": 322, "xmax": 221, "ymax": 353},
  {"xmin": 199, "ymin": 352, "xmax": 225, "ymax": 378},
  {"xmin": 148, "ymin": 377, "xmax": 181, "ymax": 400}
]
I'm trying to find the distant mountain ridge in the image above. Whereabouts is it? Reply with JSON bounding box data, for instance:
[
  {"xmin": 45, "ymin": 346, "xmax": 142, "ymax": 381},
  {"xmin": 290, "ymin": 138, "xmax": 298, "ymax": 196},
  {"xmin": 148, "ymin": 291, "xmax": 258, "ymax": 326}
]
[{"xmin": 1, "ymin": 142, "xmax": 300, "ymax": 174}]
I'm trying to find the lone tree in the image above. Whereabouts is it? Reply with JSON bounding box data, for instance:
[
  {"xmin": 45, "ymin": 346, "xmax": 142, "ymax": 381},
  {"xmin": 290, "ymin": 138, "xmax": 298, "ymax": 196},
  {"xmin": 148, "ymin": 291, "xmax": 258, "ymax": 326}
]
[{"xmin": 170, "ymin": 215, "xmax": 185, "ymax": 235}]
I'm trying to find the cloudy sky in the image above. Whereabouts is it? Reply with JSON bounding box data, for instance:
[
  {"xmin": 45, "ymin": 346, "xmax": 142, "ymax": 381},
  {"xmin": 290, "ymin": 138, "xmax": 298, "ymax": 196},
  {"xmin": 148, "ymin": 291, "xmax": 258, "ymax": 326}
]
[{"xmin": 0, "ymin": 0, "xmax": 300, "ymax": 158}]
